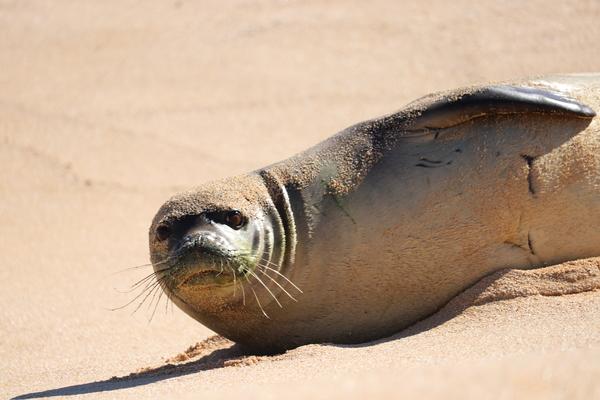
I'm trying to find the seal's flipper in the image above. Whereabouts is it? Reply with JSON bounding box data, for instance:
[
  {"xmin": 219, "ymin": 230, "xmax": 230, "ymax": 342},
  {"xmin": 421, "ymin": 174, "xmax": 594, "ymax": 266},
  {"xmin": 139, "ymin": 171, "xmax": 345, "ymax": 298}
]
[{"xmin": 398, "ymin": 85, "xmax": 596, "ymax": 132}]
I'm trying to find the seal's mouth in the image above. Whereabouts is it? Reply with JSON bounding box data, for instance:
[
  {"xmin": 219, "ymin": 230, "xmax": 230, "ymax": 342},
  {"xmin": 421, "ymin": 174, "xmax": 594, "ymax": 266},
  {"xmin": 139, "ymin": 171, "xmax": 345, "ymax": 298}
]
[
  {"xmin": 180, "ymin": 268, "xmax": 236, "ymax": 286},
  {"xmin": 167, "ymin": 243, "xmax": 252, "ymax": 289}
]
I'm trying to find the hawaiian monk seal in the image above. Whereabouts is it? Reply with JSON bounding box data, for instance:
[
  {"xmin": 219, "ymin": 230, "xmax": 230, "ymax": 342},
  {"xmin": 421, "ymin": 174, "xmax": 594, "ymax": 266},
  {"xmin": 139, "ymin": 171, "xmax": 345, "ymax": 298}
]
[{"xmin": 149, "ymin": 74, "xmax": 599, "ymax": 351}]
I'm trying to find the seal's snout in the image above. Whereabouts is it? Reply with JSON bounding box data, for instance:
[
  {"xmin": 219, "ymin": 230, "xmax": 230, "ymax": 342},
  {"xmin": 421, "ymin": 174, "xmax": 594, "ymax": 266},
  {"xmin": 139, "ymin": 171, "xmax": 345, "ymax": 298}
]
[
  {"xmin": 164, "ymin": 228, "xmax": 239, "ymax": 288},
  {"xmin": 178, "ymin": 231, "xmax": 234, "ymax": 258}
]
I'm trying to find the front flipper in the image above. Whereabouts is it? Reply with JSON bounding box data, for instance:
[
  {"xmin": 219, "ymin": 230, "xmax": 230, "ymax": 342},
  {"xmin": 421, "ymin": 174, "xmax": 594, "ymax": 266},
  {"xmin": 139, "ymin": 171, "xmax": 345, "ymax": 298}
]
[
  {"xmin": 402, "ymin": 85, "xmax": 595, "ymax": 132},
  {"xmin": 367, "ymin": 85, "xmax": 596, "ymax": 139}
]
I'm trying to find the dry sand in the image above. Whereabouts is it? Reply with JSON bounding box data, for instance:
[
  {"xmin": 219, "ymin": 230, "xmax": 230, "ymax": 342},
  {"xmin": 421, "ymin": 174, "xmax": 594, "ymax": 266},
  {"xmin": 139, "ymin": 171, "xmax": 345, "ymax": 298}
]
[{"xmin": 2, "ymin": 1, "xmax": 600, "ymax": 398}]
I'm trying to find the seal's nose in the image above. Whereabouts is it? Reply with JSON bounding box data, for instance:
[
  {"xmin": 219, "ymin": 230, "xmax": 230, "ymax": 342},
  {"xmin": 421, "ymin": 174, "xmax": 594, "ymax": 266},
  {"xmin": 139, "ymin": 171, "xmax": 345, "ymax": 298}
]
[
  {"xmin": 154, "ymin": 214, "xmax": 202, "ymax": 243},
  {"xmin": 155, "ymin": 224, "xmax": 171, "ymax": 241},
  {"xmin": 179, "ymin": 233, "xmax": 208, "ymax": 250}
]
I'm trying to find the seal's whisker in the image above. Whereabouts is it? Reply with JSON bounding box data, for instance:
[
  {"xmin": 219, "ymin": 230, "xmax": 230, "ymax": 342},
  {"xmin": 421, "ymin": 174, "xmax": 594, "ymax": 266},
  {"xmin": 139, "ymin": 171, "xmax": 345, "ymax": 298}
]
[
  {"xmin": 251, "ymin": 257, "xmax": 304, "ymax": 293},
  {"xmin": 248, "ymin": 270, "xmax": 282, "ymax": 308},
  {"xmin": 139, "ymin": 278, "xmax": 168, "ymax": 316},
  {"xmin": 120, "ymin": 271, "xmax": 158, "ymax": 292},
  {"xmin": 131, "ymin": 277, "xmax": 165, "ymax": 315},
  {"xmin": 163, "ymin": 276, "xmax": 177, "ymax": 316},
  {"xmin": 135, "ymin": 273, "xmax": 164, "ymax": 298},
  {"xmin": 149, "ymin": 288, "xmax": 165, "ymax": 323},
  {"xmin": 240, "ymin": 274, "xmax": 246, "ymax": 306},
  {"xmin": 128, "ymin": 269, "xmax": 168, "ymax": 291},
  {"xmin": 139, "ymin": 282, "xmax": 162, "ymax": 317},
  {"xmin": 164, "ymin": 284, "xmax": 170, "ymax": 315},
  {"xmin": 165, "ymin": 283, "xmax": 175, "ymax": 315},
  {"xmin": 225, "ymin": 261, "xmax": 246, "ymax": 305},
  {"xmin": 146, "ymin": 276, "xmax": 165, "ymax": 311},
  {"xmin": 128, "ymin": 274, "xmax": 167, "ymax": 315},
  {"xmin": 216, "ymin": 260, "xmax": 224, "ymax": 277},
  {"xmin": 255, "ymin": 256, "xmax": 280, "ymax": 269},
  {"xmin": 111, "ymin": 254, "xmax": 177, "ymax": 275},
  {"xmin": 111, "ymin": 263, "xmax": 153, "ymax": 275},
  {"xmin": 257, "ymin": 268, "xmax": 298, "ymax": 302},
  {"xmin": 229, "ymin": 260, "xmax": 237, "ymax": 298},
  {"xmin": 245, "ymin": 276, "xmax": 269, "ymax": 319},
  {"xmin": 109, "ymin": 274, "xmax": 165, "ymax": 311},
  {"xmin": 257, "ymin": 261, "xmax": 303, "ymax": 293},
  {"xmin": 113, "ymin": 270, "xmax": 165, "ymax": 295}
]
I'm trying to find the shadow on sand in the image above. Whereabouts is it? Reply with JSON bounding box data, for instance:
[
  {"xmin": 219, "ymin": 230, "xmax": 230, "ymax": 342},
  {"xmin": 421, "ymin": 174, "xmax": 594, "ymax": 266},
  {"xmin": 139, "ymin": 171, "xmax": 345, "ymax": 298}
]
[{"xmin": 12, "ymin": 342, "xmax": 249, "ymax": 399}]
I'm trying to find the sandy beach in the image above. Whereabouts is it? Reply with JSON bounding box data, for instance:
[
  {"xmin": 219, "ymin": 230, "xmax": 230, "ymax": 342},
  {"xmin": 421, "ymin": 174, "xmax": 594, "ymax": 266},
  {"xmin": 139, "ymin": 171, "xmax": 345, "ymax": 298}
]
[{"xmin": 2, "ymin": 1, "xmax": 600, "ymax": 398}]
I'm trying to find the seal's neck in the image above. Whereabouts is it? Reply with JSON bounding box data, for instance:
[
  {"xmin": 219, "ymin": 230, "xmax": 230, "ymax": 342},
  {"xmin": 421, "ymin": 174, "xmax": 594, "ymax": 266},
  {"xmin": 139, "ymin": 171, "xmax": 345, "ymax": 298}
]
[{"xmin": 257, "ymin": 170, "xmax": 297, "ymax": 272}]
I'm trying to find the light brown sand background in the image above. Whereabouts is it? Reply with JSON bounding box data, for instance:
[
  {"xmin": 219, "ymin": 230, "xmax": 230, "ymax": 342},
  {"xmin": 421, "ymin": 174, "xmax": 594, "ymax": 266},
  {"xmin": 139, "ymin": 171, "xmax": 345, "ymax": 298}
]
[{"xmin": 2, "ymin": 1, "xmax": 600, "ymax": 398}]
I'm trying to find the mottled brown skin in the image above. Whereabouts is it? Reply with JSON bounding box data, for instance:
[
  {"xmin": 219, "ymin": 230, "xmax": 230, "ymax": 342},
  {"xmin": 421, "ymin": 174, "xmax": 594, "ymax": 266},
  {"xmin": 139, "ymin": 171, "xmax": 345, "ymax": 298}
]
[{"xmin": 150, "ymin": 74, "xmax": 600, "ymax": 351}]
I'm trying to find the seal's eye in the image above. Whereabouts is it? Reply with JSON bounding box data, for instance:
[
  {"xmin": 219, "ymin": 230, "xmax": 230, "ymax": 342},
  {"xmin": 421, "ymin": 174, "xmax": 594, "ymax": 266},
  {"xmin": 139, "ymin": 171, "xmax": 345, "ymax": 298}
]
[
  {"xmin": 206, "ymin": 210, "xmax": 245, "ymax": 229},
  {"xmin": 155, "ymin": 224, "xmax": 171, "ymax": 241},
  {"xmin": 225, "ymin": 211, "xmax": 244, "ymax": 230}
]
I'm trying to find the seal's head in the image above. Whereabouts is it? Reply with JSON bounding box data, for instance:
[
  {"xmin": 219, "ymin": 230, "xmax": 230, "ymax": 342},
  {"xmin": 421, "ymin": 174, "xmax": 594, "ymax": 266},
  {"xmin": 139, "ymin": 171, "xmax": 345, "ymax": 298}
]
[{"xmin": 148, "ymin": 174, "xmax": 292, "ymax": 326}]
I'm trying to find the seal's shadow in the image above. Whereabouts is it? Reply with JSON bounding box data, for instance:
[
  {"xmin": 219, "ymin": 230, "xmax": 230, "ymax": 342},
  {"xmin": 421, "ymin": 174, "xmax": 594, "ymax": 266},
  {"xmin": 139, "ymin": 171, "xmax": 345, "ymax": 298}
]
[{"xmin": 11, "ymin": 343, "xmax": 252, "ymax": 399}]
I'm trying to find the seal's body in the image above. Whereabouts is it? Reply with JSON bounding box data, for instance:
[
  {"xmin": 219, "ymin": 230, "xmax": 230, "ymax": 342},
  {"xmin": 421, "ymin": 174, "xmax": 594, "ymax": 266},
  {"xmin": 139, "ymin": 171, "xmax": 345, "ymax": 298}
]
[{"xmin": 150, "ymin": 75, "xmax": 600, "ymax": 351}]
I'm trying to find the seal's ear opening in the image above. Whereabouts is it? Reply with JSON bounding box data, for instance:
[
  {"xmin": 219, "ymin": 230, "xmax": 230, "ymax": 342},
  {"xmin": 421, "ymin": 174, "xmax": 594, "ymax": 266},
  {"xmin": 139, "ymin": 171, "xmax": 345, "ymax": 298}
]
[{"xmin": 398, "ymin": 85, "xmax": 596, "ymax": 132}]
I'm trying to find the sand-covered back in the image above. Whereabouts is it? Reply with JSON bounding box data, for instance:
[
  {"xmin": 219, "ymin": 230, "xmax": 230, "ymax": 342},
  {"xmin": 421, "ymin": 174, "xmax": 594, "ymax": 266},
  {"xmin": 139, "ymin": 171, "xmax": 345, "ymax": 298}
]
[{"xmin": 2, "ymin": 1, "xmax": 600, "ymax": 399}]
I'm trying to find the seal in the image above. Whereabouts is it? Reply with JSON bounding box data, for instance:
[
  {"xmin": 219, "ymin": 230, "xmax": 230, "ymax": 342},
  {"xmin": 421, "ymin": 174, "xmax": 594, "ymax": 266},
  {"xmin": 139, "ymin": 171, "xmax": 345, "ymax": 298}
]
[{"xmin": 149, "ymin": 74, "xmax": 600, "ymax": 351}]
